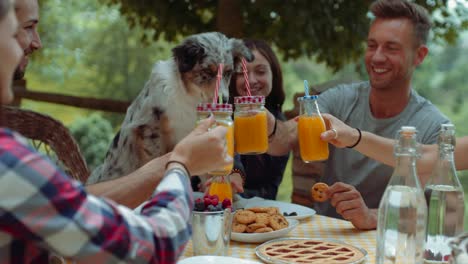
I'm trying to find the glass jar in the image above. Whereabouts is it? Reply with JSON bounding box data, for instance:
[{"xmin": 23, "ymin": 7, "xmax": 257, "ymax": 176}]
[
  {"xmin": 233, "ymin": 96, "xmax": 268, "ymax": 155},
  {"xmin": 196, "ymin": 103, "xmax": 234, "ymax": 176},
  {"xmin": 297, "ymin": 95, "xmax": 329, "ymax": 162}
]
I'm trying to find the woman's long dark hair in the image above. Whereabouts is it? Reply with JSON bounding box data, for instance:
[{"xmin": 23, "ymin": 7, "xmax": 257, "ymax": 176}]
[{"xmin": 229, "ymin": 39, "xmax": 285, "ymax": 112}]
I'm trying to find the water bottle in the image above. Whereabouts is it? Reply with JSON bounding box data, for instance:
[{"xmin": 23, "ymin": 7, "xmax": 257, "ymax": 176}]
[
  {"xmin": 424, "ymin": 124, "xmax": 465, "ymax": 263},
  {"xmin": 376, "ymin": 126, "xmax": 427, "ymax": 264}
]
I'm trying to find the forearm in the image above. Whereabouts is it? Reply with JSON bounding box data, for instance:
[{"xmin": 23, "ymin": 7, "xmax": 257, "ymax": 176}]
[
  {"xmin": 2, "ymin": 138, "xmax": 192, "ymax": 263},
  {"xmin": 354, "ymin": 131, "xmax": 437, "ymax": 176},
  {"xmin": 455, "ymin": 136, "xmax": 468, "ymax": 170},
  {"xmin": 86, "ymin": 153, "xmax": 170, "ymax": 209},
  {"xmin": 365, "ymin": 209, "xmax": 378, "ymax": 230},
  {"xmin": 267, "ymin": 112, "xmax": 296, "ymax": 156},
  {"xmin": 354, "ymin": 131, "xmax": 396, "ymax": 167}
]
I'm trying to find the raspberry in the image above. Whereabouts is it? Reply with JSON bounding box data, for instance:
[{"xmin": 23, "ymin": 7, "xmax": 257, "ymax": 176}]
[
  {"xmin": 204, "ymin": 198, "xmax": 212, "ymax": 207},
  {"xmin": 222, "ymin": 198, "xmax": 231, "ymax": 209},
  {"xmin": 211, "ymin": 194, "xmax": 219, "ymax": 201},
  {"xmin": 195, "ymin": 198, "xmax": 203, "ymax": 204},
  {"xmin": 211, "ymin": 197, "xmax": 219, "ymax": 206}
]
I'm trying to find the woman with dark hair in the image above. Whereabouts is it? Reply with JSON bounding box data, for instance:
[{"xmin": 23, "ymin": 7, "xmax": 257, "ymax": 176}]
[
  {"xmin": 0, "ymin": 2, "xmax": 230, "ymax": 261},
  {"xmin": 229, "ymin": 39, "xmax": 289, "ymax": 200}
]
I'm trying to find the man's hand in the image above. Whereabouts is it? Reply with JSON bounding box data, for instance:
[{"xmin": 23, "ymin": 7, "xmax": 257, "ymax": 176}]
[
  {"xmin": 326, "ymin": 182, "xmax": 377, "ymax": 230},
  {"xmin": 320, "ymin": 113, "xmax": 359, "ymax": 148}
]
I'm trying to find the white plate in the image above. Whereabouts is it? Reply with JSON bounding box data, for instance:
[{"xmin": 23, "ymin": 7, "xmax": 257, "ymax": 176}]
[
  {"xmin": 231, "ymin": 218, "xmax": 299, "ymax": 243},
  {"xmin": 244, "ymin": 200, "xmax": 316, "ymax": 220},
  {"xmin": 178, "ymin": 256, "xmax": 261, "ymax": 264}
]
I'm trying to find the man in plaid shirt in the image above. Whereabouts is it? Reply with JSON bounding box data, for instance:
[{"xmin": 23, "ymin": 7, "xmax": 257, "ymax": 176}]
[{"xmin": 0, "ymin": 117, "xmax": 229, "ymax": 263}]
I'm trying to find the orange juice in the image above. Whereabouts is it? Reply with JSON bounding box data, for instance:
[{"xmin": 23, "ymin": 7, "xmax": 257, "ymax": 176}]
[
  {"xmin": 196, "ymin": 103, "xmax": 234, "ymax": 176},
  {"xmin": 209, "ymin": 177, "xmax": 233, "ymax": 202},
  {"xmin": 211, "ymin": 124, "xmax": 234, "ymax": 175},
  {"xmin": 234, "ymin": 111, "xmax": 268, "ymax": 154},
  {"xmin": 298, "ymin": 115, "xmax": 329, "ymax": 162}
]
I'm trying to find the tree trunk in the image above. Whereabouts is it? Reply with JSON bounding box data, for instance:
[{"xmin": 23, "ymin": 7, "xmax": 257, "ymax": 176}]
[{"xmin": 216, "ymin": 0, "xmax": 243, "ymax": 38}]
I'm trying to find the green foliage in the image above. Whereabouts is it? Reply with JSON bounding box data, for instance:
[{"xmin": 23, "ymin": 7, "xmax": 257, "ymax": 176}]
[
  {"xmin": 103, "ymin": 0, "xmax": 468, "ymax": 71},
  {"xmin": 69, "ymin": 113, "xmax": 114, "ymax": 171}
]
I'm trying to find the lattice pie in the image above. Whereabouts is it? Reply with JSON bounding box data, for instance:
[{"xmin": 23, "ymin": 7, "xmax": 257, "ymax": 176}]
[{"xmin": 257, "ymin": 239, "xmax": 365, "ymax": 264}]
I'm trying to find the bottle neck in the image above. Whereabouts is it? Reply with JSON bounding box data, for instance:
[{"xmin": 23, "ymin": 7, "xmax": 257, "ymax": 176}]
[
  {"xmin": 300, "ymin": 99, "xmax": 320, "ymax": 116},
  {"xmin": 427, "ymin": 143, "xmax": 460, "ymax": 187},
  {"xmin": 391, "ymin": 154, "xmax": 420, "ymax": 188}
]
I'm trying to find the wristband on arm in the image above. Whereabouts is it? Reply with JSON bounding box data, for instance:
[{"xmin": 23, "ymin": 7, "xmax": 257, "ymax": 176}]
[{"xmin": 346, "ymin": 128, "xmax": 362, "ymax": 149}]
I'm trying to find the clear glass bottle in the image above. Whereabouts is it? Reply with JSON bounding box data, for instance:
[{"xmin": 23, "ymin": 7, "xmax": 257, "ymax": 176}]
[
  {"xmin": 424, "ymin": 124, "xmax": 465, "ymax": 263},
  {"xmin": 197, "ymin": 103, "xmax": 234, "ymax": 202},
  {"xmin": 297, "ymin": 95, "xmax": 329, "ymax": 162},
  {"xmin": 233, "ymin": 96, "xmax": 268, "ymax": 155},
  {"xmin": 376, "ymin": 126, "xmax": 427, "ymax": 264}
]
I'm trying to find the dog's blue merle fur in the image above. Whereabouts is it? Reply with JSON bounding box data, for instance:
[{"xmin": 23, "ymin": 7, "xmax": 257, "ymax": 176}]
[{"xmin": 87, "ymin": 32, "xmax": 253, "ymax": 184}]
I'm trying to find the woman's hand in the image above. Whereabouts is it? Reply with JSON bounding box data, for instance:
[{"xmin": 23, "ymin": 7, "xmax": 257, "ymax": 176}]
[{"xmin": 170, "ymin": 117, "xmax": 232, "ymax": 176}]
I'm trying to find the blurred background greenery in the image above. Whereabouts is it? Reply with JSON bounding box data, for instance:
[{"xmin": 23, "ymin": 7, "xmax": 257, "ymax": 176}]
[{"xmin": 18, "ymin": 0, "xmax": 468, "ymax": 227}]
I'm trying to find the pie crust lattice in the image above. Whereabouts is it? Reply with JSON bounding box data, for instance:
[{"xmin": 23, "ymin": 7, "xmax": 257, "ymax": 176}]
[{"xmin": 257, "ymin": 239, "xmax": 365, "ymax": 264}]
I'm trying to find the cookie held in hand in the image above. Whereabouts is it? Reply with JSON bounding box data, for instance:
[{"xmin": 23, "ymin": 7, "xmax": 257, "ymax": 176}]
[{"xmin": 311, "ymin": 182, "xmax": 329, "ymax": 202}]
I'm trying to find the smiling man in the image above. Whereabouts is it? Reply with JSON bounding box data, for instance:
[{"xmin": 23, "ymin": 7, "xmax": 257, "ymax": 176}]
[
  {"xmin": 266, "ymin": 0, "xmax": 450, "ymax": 230},
  {"xmin": 311, "ymin": 0, "xmax": 450, "ymax": 229},
  {"xmin": 14, "ymin": 0, "xmax": 41, "ymax": 80}
]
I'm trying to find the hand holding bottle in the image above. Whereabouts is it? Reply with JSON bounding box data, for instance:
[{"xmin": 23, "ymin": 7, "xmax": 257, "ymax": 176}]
[{"xmin": 320, "ymin": 113, "xmax": 361, "ymax": 148}]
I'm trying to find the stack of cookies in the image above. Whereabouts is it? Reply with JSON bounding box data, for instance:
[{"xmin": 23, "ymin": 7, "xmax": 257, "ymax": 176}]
[{"xmin": 232, "ymin": 207, "xmax": 289, "ymax": 233}]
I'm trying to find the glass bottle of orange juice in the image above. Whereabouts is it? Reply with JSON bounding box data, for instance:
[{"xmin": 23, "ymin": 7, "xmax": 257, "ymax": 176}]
[
  {"xmin": 197, "ymin": 103, "xmax": 234, "ymax": 202},
  {"xmin": 234, "ymin": 96, "xmax": 268, "ymax": 155},
  {"xmin": 297, "ymin": 95, "xmax": 329, "ymax": 162},
  {"xmin": 196, "ymin": 103, "xmax": 234, "ymax": 175}
]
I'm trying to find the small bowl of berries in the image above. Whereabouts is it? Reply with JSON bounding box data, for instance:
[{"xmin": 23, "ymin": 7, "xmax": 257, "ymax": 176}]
[{"xmin": 192, "ymin": 194, "xmax": 234, "ymax": 256}]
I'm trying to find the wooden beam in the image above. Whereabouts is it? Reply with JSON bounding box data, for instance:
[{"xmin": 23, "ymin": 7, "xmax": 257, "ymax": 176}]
[{"xmin": 13, "ymin": 87, "xmax": 131, "ymax": 113}]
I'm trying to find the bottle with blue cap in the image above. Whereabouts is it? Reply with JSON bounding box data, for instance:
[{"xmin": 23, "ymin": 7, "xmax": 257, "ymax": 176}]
[{"xmin": 297, "ymin": 80, "xmax": 329, "ymax": 162}]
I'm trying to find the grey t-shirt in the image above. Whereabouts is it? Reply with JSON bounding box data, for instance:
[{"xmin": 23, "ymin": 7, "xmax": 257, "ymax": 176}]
[{"xmin": 316, "ymin": 81, "xmax": 450, "ymax": 219}]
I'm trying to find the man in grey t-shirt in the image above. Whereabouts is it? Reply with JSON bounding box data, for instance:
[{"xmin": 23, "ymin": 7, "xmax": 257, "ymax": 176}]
[
  {"xmin": 266, "ymin": 0, "xmax": 449, "ymax": 230},
  {"xmin": 315, "ymin": 81, "xmax": 449, "ymax": 223}
]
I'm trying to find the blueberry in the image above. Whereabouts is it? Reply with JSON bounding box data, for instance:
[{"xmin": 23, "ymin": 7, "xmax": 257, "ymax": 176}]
[
  {"xmin": 207, "ymin": 205, "xmax": 216, "ymax": 211},
  {"xmin": 194, "ymin": 202, "xmax": 205, "ymax": 212},
  {"xmin": 216, "ymin": 203, "xmax": 223, "ymax": 211}
]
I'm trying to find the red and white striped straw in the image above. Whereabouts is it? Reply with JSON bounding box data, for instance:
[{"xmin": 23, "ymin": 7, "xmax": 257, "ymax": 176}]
[
  {"xmin": 241, "ymin": 58, "xmax": 252, "ymax": 96},
  {"xmin": 213, "ymin": 63, "xmax": 224, "ymax": 104}
]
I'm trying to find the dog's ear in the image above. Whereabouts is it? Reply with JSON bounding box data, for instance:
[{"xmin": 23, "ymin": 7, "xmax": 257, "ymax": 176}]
[
  {"xmin": 230, "ymin": 38, "xmax": 255, "ymax": 63},
  {"xmin": 172, "ymin": 40, "xmax": 205, "ymax": 73}
]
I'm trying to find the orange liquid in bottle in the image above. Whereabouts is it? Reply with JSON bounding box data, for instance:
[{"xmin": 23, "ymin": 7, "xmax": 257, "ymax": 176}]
[
  {"xmin": 234, "ymin": 111, "xmax": 268, "ymax": 154},
  {"xmin": 209, "ymin": 177, "xmax": 233, "ymax": 202},
  {"xmin": 298, "ymin": 115, "xmax": 329, "ymax": 162},
  {"xmin": 210, "ymin": 124, "xmax": 234, "ymax": 176}
]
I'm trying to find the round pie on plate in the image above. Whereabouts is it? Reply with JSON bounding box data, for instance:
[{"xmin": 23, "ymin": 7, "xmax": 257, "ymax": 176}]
[{"xmin": 256, "ymin": 238, "xmax": 367, "ymax": 264}]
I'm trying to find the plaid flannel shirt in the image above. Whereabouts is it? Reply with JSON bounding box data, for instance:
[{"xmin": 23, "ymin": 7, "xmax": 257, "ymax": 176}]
[{"xmin": 0, "ymin": 128, "xmax": 193, "ymax": 264}]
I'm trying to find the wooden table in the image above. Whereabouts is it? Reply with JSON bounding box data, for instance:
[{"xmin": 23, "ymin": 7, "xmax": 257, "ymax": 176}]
[{"xmin": 180, "ymin": 214, "xmax": 377, "ymax": 263}]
